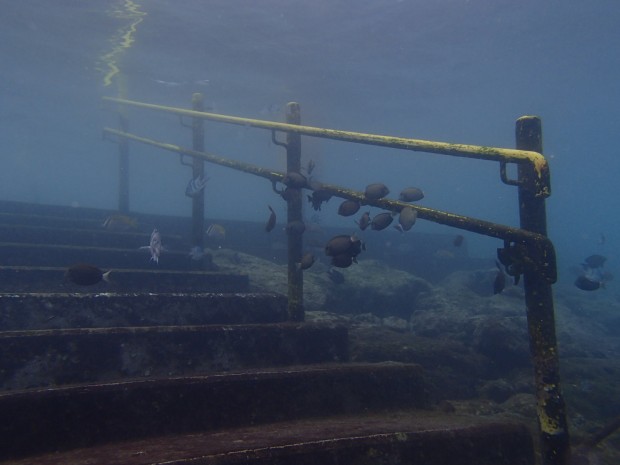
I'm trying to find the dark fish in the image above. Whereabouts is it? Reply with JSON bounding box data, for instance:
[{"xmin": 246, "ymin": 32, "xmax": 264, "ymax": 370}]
[
  {"xmin": 574, "ymin": 275, "xmax": 601, "ymax": 291},
  {"xmin": 371, "ymin": 212, "xmax": 394, "ymax": 231},
  {"xmin": 282, "ymin": 172, "xmax": 307, "ymax": 189},
  {"xmin": 325, "ymin": 234, "xmax": 364, "ymax": 258},
  {"xmin": 298, "ymin": 252, "xmax": 316, "ymax": 270},
  {"xmin": 286, "ymin": 220, "xmax": 306, "ymax": 235},
  {"xmin": 356, "ymin": 211, "xmax": 371, "ymax": 231},
  {"xmin": 65, "ymin": 263, "xmax": 110, "ymax": 286},
  {"xmin": 265, "ymin": 205, "xmax": 276, "ymax": 232},
  {"xmin": 493, "ymin": 260, "xmax": 506, "ymax": 294},
  {"xmin": 325, "ymin": 235, "xmax": 353, "ymax": 256},
  {"xmin": 308, "ymin": 190, "xmax": 332, "ymax": 211},
  {"xmin": 576, "ymin": 265, "xmax": 610, "ymax": 291},
  {"xmin": 331, "ymin": 253, "xmax": 354, "ymax": 268},
  {"xmin": 327, "ymin": 268, "xmax": 345, "ymax": 284},
  {"xmin": 398, "ymin": 207, "xmax": 417, "ymax": 231},
  {"xmin": 583, "ymin": 254, "xmax": 606, "ymax": 268},
  {"xmin": 399, "ymin": 187, "xmax": 424, "ymax": 202},
  {"xmin": 364, "ymin": 183, "xmax": 390, "ymax": 200},
  {"xmin": 453, "ymin": 234, "xmax": 464, "ymax": 247},
  {"xmin": 338, "ymin": 199, "xmax": 361, "ymax": 217},
  {"xmin": 306, "ymin": 159, "xmax": 316, "ymax": 175}
]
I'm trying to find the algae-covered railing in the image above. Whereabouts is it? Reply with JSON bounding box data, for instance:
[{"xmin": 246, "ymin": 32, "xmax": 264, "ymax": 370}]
[{"xmin": 102, "ymin": 94, "xmax": 569, "ymax": 465}]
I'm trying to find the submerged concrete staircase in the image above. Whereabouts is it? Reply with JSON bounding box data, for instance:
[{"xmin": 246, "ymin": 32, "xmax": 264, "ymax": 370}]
[{"xmin": 0, "ymin": 200, "xmax": 534, "ymax": 464}]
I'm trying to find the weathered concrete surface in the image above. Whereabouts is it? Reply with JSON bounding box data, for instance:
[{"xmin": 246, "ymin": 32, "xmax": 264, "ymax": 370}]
[
  {"xmin": 0, "ymin": 323, "xmax": 348, "ymax": 390},
  {"xmin": 0, "ymin": 266, "xmax": 248, "ymax": 293},
  {"xmin": 0, "ymin": 244, "xmax": 214, "ymax": 271},
  {"xmin": 0, "ymin": 411, "xmax": 534, "ymax": 465},
  {"xmin": 0, "ymin": 362, "xmax": 426, "ymax": 460},
  {"xmin": 0, "ymin": 223, "xmax": 186, "ymax": 249},
  {"xmin": 0, "ymin": 292, "xmax": 287, "ymax": 330}
]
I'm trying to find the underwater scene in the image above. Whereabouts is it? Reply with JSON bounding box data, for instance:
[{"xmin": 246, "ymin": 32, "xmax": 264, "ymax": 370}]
[{"xmin": 1, "ymin": 1, "xmax": 619, "ymax": 464}]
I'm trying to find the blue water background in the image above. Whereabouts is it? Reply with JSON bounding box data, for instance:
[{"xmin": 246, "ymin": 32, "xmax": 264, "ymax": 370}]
[{"xmin": 1, "ymin": 0, "xmax": 619, "ymax": 289}]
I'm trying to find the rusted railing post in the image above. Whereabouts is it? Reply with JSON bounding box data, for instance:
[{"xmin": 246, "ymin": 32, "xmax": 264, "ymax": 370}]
[
  {"xmin": 516, "ymin": 116, "xmax": 570, "ymax": 465},
  {"xmin": 191, "ymin": 93, "xmax": 206, "ymax": 250},
  {"xmin": 285, "ymin": 102, "xmax": 304, "ymax": 321},
  {"xmin": 118, "ymin": 112, "xmax": 130, "ymax": 213}
]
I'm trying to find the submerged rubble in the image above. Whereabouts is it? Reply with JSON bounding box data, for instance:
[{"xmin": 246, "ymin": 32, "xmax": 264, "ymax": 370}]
[{"xmin": 212, "ymin": 247, "xmax": 620, "ymax": 461}]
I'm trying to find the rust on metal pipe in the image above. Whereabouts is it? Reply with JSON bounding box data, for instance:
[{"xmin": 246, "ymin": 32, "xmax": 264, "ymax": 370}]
[
  {"xmin": 191, "ymin": 93, "xmax": 206, "ymax": 251},
  {"xmin": 284, "ymin": 103, "xmax": 304, "ymax": 322},
  {"xmin": 516, "ymin": 116, "xmax": 569, "ymax": 465},
  {"xmin": 102, "ymin": 126, "xmax": 555, "ymax": 276},
  {"xmin": 103, "ymin": 96, "xmax": 549, "ymax": 197}
]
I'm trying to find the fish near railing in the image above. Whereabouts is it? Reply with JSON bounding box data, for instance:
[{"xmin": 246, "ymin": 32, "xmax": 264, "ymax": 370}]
[{"xmin": 102, "ymin": 95, "xmax": 568, "ymax": 465}]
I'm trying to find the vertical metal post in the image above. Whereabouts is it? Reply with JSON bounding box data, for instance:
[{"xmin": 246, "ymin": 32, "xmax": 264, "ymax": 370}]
[
  {"xmin": 516, "ymin": 116, "xmax": 570, "ymax": 465},
  {"xmin": 191, "ymin": 93, "xmax": 205, "ymax": 250},
  {"xmin": 285, "ymin": 102, "xmax": 304, "ymax": 321},
  {"xmin": 118, "ymin": 113, "xmax": 130, "ymax": 213}
]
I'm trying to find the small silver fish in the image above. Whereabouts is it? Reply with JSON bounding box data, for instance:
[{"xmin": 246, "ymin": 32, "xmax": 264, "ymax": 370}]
[
  {"xmin": 140, "ymin": 228, "xmax": 162, "ymax": 263},
  {"xmin": 185, "ymin": 175, "xmax": 209, "ymax": 197}
]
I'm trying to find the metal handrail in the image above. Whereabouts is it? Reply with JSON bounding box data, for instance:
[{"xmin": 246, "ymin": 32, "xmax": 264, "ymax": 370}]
[
  {"xmin": 103, "ymin": 96, "xmax": 569, "ymax": 465},
  {"xmin": 103, "ymin": 96, "xmax": 550, "ymax": 197},
  {"xmin": 103, "ymin": 128, "xmax": 552, "ymax": 244}
]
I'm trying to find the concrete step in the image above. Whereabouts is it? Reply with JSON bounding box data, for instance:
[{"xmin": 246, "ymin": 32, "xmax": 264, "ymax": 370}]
[
  {"xmin": 0, "ymin": 211, "xmax": 111, "ymax": 231},
  {"xmin": 0, "ymin": 266, "xmax": 248, "ymax": 293},
  {"xmin": 0, "ymin": 200, "xmax": 486, "ymax": 283},
  {"xmin": 0, "ymin": 410, "xmax": 534, "ymax": 465},
  {"xmin": 0, "ymin": 362, "xmax": 427, "ymax": 461},
  {"xmin": 0, "ymin": 200, "xmax": 193, "ymax": 236},
  {"xmin": 0, "ymin": 223, "xmax": 187, "ymax": 249},
  {"xmin": 0, "ymin": 243, "xmax": 204, "ymax": 270},
  {"xmin": 0, "ymin": 322, "xmax": 348, "ymax": 390},
  {"xmin": 0, "ymin": 292, "xmax": 287, "ymax": 330}
]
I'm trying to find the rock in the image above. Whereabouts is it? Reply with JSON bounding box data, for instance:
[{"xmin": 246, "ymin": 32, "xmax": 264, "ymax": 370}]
[
  {"xmin": 472, "ymin": 318, "xmax": 530, "ymax": 373},
  {"xmin": 479, "ymin": 379, "xmax": 515, "ymax": 403},
  {"xmin": 322, "ymin": 259, "xmax": 433, "ymax": 318},
  {"xmin": 382, "ymin": 316, "xmax": 410, "ymax": 332},
  {"xmin": 212, "ymin": 251, "xmax": 433, "ymax": 318},
  {"xmin": 501, "ymin": 393, "xmax": 537, "ymax": 419}
]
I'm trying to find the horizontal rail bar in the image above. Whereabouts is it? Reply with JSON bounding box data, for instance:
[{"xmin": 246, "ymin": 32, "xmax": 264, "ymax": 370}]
[
  {"xmin": 102, "ymin": 97, "xmax": 548, "ymax": 180},
  {"xmin": 102, "ymin": 127, "xmax": 552, "ymax": 251},
  {"xmin": 104, "ymin": 128, "xmax": 284, "ymax": 184}
]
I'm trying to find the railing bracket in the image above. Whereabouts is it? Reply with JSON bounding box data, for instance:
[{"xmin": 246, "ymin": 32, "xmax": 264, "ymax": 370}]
[
  {"xmin": 179, "ymin": 115, "xmax": 192, "ymax": 129},
  {"xmin": 497, "ymin": 237, "xmax": 557, "ymax": 286},
  {"xmin": 179, "ymin": 154, "xmax": 193, "ymax": 167},
  {"xmin": 500, "ymin": 161, "xmax": 522, "ymax": 186},
  {"xmin": 271, "ymin": 130, "xmax": 288, "ymax": 148}
]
